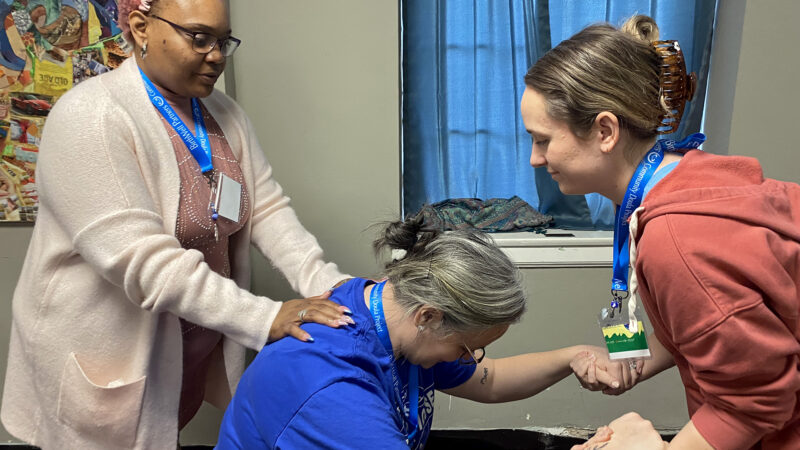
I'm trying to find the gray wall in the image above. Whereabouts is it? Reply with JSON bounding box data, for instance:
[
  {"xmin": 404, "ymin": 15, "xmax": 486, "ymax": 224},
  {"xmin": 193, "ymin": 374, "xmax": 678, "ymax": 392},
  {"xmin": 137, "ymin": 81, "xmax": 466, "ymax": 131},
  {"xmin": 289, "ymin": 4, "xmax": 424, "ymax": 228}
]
[
  {"xmin": 715, "ymin": 1, "xmax": 800, "ymax": 184},
  {"xmin": 2, "ymin": 0, "xmax": 799, "ymax": 445}
]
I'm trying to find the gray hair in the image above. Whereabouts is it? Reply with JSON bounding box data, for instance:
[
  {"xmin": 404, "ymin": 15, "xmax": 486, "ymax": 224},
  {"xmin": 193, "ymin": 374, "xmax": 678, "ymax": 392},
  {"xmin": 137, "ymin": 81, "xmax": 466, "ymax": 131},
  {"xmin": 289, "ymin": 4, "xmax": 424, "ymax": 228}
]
[{"xmin": 373, "ymin": 217, "xmax": 527, "ymax": 335}]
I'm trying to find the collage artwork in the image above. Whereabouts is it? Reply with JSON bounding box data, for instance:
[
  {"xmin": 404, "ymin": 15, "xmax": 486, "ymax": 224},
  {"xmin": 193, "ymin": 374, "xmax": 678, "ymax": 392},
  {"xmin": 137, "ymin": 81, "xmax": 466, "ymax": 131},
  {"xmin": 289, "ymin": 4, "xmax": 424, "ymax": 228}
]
[{"xmin": 0, "ymin": 0, "xmax": 127, "ymax": 222}]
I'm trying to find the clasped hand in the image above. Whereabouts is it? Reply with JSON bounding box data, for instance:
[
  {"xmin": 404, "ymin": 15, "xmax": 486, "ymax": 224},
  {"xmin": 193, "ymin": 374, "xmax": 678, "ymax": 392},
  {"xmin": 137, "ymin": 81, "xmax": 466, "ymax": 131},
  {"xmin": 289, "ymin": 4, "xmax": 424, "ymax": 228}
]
[
  {"xmin": 571, "ymin": 413, "xmax": 668, "ymax": 450},
  {"xmin": 570, "ymin": 347, "xmax": 643, "ymax": 395}
]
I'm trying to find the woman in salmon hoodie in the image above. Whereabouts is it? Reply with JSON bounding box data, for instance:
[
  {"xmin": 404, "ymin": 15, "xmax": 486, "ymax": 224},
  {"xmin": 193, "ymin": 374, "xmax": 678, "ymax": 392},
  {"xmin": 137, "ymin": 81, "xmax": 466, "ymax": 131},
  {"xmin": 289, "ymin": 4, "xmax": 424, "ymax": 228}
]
[{"xmin": 522, "ymin": 14, "xmax": 800, "ymax": 450}]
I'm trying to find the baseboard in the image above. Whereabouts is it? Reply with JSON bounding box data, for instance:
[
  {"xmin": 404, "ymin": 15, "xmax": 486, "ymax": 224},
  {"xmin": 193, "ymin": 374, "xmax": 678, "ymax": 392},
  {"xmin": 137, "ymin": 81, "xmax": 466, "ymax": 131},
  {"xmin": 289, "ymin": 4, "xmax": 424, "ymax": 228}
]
[{"xmin": 0, "ymin": 429, "xmax": 676, "ymax": 449}]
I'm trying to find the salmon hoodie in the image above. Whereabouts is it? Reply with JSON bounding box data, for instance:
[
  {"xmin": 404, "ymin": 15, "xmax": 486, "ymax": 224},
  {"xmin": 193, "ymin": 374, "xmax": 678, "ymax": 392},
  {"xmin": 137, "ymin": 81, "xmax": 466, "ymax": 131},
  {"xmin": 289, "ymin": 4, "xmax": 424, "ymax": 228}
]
[{"xmin": 629, "ymin": 150, "xmax": 800, "ymax": 450}]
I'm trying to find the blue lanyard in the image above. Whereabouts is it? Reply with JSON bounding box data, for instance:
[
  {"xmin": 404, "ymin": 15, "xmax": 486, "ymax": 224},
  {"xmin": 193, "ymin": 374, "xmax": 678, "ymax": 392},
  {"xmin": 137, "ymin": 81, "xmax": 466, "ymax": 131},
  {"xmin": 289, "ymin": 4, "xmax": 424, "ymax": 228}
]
[
  {"xmin": 369, "ymin": 281, "xmax": 419, "ymax": 442},
  {"xmin": 611, "ymin": 133, "xmax": 707, "ymax": 306},
  {"xmin": 139, "ymin": 68, "xmax": 213, "ymax": 173}
]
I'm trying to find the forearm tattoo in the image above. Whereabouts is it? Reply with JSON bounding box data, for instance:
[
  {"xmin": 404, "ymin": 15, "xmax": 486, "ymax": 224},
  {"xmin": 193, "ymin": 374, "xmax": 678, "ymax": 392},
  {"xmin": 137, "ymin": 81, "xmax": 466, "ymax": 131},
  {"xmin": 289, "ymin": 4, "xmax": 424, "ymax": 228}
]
[{"xmin": 479, "ymin": 367, "xmax": 488, "ymax": 384}]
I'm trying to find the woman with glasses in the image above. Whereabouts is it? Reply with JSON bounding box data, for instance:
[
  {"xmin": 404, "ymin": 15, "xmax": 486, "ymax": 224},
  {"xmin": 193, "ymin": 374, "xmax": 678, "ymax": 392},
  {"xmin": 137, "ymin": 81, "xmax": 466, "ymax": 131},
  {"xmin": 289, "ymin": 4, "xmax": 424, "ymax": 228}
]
[
  {"xmin": 1, "ymin": 1, "xmax": 353, "ymax": 448},
  {"xmin": 216, "ymin": 217, "xmax": 613, "ymax": 450}
]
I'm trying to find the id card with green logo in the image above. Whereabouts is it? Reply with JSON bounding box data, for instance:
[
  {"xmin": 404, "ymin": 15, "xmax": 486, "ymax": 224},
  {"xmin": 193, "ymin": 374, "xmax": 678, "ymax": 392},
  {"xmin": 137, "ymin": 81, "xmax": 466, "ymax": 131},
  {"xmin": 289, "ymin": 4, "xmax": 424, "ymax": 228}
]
[{"xmin": 599, "ymin": 317, "xmax": 651, "ymax": 360}]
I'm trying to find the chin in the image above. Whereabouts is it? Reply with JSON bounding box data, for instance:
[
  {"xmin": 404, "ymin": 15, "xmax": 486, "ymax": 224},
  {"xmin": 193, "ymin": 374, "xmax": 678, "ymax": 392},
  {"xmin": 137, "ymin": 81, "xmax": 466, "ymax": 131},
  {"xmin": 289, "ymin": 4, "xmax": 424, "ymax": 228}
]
[
  {"xmin": 406, "ymin": 356, "xmax": 434, "ymax": 369},
  {"xmin": 557, "ymin": 183, "xmax": 589, "ymax": 196},
  {"xmin": 193, "ymin": 85, "xmax": 216, "ymax": 98},
  {"xmin": 556, "ymin": 183, "xmax": 575, "ymax": 195}
]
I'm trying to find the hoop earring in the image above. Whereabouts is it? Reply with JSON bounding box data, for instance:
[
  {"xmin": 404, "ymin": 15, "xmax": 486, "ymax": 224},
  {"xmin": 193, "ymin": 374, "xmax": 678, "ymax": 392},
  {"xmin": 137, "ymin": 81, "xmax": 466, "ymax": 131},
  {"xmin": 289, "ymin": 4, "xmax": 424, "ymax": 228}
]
[{"xmin": 140, "ymin": 43, "xmax": 148, "ymax": 59}]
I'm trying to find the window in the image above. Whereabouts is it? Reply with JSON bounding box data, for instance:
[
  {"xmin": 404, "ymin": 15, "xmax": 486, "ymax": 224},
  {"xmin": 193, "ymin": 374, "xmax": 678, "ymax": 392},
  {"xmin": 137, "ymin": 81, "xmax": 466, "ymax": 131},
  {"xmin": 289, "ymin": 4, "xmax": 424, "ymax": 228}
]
[{"xmin": 401, "ymin": 0, "xmax": 717, "ymax": 235}]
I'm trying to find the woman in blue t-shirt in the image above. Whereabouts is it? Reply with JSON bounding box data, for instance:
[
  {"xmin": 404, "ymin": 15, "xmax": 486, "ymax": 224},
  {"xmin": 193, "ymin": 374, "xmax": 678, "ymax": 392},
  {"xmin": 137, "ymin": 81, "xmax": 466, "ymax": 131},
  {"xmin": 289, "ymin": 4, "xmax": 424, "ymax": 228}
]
[{"xmin": 216, "ymin": 216, "xmax": 615, "ymax": 449}]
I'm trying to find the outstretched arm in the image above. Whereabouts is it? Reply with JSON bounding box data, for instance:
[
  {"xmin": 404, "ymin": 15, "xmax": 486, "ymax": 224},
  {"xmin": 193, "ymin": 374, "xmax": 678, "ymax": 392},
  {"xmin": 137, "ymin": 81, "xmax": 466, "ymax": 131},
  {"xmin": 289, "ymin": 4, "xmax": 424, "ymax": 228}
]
[{"xmin": 442, "ymin": 345, "xmax": 619, "ymax": 403}]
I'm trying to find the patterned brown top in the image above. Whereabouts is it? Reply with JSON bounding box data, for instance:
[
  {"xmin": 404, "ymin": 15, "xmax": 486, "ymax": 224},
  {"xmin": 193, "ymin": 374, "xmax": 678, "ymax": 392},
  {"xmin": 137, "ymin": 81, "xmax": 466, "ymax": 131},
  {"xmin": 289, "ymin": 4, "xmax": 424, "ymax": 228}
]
[{"xmin": 159, "ymin": 101, "xmax": 251, "ymax": 429}]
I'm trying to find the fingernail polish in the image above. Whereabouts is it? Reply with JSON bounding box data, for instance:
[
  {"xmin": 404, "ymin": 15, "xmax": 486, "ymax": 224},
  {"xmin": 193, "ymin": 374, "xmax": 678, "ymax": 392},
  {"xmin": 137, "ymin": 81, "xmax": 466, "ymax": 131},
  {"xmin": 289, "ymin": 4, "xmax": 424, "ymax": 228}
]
[
  {"xmin": 342, "ymin": 316, "xmax": 355, "ymax": 325},
  {"xmin": 612, "ymin": 381, "xmax": 619, "ymax": 388},
  {"xmin": 306, "ymin": 336, "xmax": 315, "ymax": 342},
  {"xmin": 341, "ymin": 306, "xmax": 353, "ymax": 315}
]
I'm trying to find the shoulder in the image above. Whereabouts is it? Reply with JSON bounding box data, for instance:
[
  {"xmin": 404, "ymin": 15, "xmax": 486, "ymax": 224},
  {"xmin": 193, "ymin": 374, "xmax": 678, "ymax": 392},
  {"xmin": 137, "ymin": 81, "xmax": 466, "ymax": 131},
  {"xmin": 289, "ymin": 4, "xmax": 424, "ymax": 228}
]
[
  {"xmin": 233, "ymin": 280, "xmax": 384, "ymax": 405},
  {"xmin": 47, "ymin": 76, "xmax": 113, "ymax": 121},
  {"xmin": 47, "ymin": 60, "xmax": 142, "ymax": 129},
  {"xmin": 199, "ymin": 89, "xmax": 255, "ymax": 161},
  {"xmin": 239, "ymin": 305, "xmax": 380, "ymax": 407},
  {"xmin": 633, "ymin": 214, "xmax": 724, "ymax": 341},
  {"xmin": 204, "ymin": 88, "xmax": 243, "ymax": 114},
  {"xmin": 202, "ymin": 89, "xmax": 250, "ymax": 129},
  {"xmin": 635, "ymin": 212, "xmax": 793, "ymax": 343}
]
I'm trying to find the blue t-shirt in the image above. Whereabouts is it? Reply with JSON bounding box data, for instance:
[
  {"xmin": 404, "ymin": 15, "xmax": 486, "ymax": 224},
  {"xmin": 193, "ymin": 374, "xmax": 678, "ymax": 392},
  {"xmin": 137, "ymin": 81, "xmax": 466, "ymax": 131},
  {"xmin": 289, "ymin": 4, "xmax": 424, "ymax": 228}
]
[
  {"xmin": 643, "ymin": 160, "xmax": 679, "ymax": 198},
  {"xmin": 216, "ymin": 278, "xmax": 476, "ymax": 449}
]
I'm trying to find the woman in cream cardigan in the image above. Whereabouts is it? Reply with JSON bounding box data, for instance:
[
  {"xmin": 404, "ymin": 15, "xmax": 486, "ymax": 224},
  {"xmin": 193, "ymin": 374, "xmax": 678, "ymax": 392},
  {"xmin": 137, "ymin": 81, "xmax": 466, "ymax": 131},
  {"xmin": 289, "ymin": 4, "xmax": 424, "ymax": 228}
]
[{"xmin": 1, "ymin": 0, "xmax": 351, "ymax": 448}]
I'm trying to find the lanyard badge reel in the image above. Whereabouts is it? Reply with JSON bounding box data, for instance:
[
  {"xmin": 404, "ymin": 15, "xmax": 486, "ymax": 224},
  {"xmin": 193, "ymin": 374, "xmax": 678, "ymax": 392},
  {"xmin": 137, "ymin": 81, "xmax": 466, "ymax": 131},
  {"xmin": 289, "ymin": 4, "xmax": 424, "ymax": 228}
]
[
  {"xmin": 598, "ymin": 133, "xmax": 706, "ymax": 361},
  {"xmin": 139, "ymin": 68, "xmax": 242, "ymax": 241},
  {"xmin": 598, "ymin": 144, "xmax": 666, "ymax": 362},
  {"xmin": 599, "ymin": 288, "xmax": 651, "ymax": 361},
  {"xmin": 598, "ymin": 38, "xmax": 704, "ymax": 362}
]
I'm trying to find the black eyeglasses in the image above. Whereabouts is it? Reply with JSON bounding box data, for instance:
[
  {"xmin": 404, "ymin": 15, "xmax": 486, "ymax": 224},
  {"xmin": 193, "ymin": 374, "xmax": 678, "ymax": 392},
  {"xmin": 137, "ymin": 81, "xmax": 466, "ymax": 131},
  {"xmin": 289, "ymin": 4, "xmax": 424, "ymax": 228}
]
[
  {"xmin": 457, "ymin": 344, "xmax": 486, "ymax": 366},
  {"xmin": 151, "ymin": 15, "xmax": 241, "ymax": 57}
]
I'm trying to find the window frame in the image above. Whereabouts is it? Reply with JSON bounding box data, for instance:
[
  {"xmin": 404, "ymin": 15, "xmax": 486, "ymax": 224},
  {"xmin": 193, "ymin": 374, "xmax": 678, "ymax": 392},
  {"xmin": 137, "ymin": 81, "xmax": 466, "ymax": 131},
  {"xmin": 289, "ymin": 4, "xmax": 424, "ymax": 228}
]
[
  {"xmin": 493, "ymin": 229, "xmax": 613, "ymax": 268},
  {"xmin": 399, "ymin": 0, "xmax": 717, "ymax": 268}
]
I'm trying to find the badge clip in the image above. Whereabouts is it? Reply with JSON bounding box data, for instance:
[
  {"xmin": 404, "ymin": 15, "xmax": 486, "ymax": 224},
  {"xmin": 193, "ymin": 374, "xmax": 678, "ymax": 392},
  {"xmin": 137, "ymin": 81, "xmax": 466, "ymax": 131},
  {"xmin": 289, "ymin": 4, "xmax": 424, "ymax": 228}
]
[{"xmin": 598, "ymin": 291, "xmax": 651, "ymax": 361}]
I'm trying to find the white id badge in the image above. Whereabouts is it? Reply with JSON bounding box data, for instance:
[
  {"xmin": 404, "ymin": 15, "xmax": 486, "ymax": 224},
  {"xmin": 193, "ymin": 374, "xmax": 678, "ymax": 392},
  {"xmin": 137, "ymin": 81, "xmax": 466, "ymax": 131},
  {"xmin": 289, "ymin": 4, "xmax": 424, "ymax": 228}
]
[{"xmin": 215, "ymin": 173, "xmax": 242, "ymax": 222}]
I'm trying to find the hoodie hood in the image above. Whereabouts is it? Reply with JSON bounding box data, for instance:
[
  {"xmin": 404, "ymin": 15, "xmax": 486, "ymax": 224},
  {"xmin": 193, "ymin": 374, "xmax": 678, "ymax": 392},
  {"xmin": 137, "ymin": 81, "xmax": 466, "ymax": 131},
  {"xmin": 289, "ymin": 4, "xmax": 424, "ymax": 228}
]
[
  {"xmin": 635, "ymin": 150, "xmax": 800, "ymax": 243},
  {"xmin": 626, "ymin": 150, "xmax": 800, "ymax": 450}
]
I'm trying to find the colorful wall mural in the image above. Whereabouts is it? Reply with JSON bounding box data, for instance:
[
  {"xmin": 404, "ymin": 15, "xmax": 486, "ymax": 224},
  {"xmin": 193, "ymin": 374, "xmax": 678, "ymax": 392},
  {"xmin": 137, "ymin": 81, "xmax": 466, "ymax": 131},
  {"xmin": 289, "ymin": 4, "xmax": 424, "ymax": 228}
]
[{"xmin": 0, "ymin": 0, "xmax": 125, "ymax": 222}]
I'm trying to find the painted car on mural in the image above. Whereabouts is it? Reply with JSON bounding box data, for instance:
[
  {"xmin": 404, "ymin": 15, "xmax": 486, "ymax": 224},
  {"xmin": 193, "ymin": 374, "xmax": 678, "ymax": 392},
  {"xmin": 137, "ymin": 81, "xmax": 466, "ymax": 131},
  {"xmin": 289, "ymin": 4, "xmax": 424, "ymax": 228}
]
[{"xmin": 11, "ymin": 93, "xmax": 52, "ymax": 116}]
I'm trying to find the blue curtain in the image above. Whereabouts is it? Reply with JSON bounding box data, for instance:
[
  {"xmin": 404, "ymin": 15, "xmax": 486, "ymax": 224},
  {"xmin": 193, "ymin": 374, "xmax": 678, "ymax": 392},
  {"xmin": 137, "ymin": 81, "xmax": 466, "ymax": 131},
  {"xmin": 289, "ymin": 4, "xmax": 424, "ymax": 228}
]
[{"xmin": 402, "ymin": 0, "xmax": 717, "ymax": 229}]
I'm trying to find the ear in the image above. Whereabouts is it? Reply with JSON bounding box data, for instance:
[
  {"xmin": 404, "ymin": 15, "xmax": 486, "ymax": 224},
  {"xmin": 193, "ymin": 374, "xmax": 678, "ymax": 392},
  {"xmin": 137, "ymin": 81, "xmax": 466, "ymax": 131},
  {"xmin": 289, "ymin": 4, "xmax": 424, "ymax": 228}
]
[
  {"xmin": 128, "ymin": 10, "xmax": 149, "ymax": 49},
  {"xmin": 413, "ymin": 306, "xmax": 444, "ymax": 330},
  {"xmin": 594, "ymin": 111, "xmax": 620, "ymax": 154}
]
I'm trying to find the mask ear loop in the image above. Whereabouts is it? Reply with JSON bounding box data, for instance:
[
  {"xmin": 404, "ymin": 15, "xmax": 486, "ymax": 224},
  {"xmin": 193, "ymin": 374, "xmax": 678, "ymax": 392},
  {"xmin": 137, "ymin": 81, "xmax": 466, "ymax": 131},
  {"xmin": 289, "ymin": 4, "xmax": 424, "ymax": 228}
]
[{"xmin": 653, "ymin": 40, "xmax": 697, "ymax": 134}]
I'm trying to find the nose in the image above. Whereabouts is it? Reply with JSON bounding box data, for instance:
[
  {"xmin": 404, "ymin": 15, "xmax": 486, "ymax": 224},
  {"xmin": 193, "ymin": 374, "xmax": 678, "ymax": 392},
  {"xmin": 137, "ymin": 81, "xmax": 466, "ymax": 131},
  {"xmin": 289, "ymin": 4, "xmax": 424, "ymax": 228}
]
[
  {"xmin": 205, "ymin": 44, "xmax": 225, "ymax": 64},
  {"xmin": 530, "ymin": 145, "xmax": 546, "ymax": 168}
]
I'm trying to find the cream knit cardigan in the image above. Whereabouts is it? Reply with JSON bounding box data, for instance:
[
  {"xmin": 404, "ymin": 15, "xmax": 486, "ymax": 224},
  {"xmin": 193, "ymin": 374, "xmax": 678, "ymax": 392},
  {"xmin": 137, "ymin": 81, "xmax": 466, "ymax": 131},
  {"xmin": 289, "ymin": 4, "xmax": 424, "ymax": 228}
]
[{"xmin": 1, "ymin": 58, "xmax": 345, "ymax": 449}]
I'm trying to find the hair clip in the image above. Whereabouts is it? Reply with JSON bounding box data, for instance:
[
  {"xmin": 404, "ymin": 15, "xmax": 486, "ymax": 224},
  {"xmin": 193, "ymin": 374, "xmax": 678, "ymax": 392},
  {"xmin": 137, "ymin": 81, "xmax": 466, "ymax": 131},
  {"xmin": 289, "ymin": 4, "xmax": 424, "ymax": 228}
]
[
  {"xmin": 653, "ymin": 40, "xmax": 697, "ymax": 134},
  {"xmin": 139, "ymin": 0, "xmax": 152, "ymax": 13}
]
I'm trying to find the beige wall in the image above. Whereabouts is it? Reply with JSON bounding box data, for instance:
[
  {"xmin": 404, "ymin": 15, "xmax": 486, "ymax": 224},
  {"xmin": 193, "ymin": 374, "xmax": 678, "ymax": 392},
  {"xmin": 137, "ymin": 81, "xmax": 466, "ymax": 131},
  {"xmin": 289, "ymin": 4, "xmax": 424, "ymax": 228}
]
[
  {"xmin": 3, "ymin": 0, "xmax": 800, "ymax": 445},
  {"xmin": 0, "ymin": 227, "xmax": 31, "ymax": 444},
  {"xmin": 721, "ymin": 1, "xmax": 800, "ymax": 184}
]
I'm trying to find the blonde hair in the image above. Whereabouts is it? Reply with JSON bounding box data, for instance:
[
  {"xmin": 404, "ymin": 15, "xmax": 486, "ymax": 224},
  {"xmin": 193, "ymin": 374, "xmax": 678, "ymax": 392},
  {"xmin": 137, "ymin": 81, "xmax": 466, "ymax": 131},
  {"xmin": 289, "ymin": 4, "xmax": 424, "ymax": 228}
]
[{"xmin": 524, "ymin": 15, "xmax": 666, "ymax": 142}]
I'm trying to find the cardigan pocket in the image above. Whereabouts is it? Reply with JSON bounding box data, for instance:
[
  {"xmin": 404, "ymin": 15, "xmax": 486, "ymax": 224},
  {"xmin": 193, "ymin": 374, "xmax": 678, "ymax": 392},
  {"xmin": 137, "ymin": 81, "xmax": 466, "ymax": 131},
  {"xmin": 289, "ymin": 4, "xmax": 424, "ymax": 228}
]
[{"xmin": 57, "ymin": 352, "xmax": 146, "ymax": 447}]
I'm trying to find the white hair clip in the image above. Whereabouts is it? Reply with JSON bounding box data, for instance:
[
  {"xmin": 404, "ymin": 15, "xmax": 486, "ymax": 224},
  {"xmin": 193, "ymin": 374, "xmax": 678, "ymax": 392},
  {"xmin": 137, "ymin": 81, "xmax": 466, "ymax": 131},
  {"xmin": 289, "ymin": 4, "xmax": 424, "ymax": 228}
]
[
  {"xmin": 139, "ymin": 0, "xmax": 152, "ymax": 12},
  {"xmin": 390, "ymin": 249, "xmax": 407, "ymax": 261}
]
